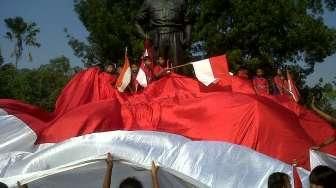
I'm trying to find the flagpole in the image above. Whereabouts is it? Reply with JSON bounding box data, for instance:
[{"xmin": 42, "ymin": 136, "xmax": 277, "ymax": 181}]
[{"xmin": 166, "ymin": 62, "xmax": 193, "ymax": 70}]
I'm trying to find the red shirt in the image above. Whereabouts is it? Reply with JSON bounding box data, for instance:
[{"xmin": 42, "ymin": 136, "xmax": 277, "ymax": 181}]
[
  {"xmin": 253, "ymin": 77, "xmax": 269, "ymax": 95},
  {"xmin": 153, "ymin": 65, "xmax": 167, "ymax": 79},
  {"xmin": 273, "ymin": 75, "xmax": 288, "ymax": 95}
]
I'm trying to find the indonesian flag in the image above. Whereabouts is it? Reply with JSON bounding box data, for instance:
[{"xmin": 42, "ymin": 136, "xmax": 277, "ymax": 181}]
[
  {"xmin": 191, "ymin": 55, "xmax": 229, "ymax": 86},
  {"xmin": 136, "ymin": 62, "xmax": 148, "ymax": 87},
  {"xmin": 287, "ymin": 70, "xmax": 300, "ymax": 102},
  {"xmin": 116, "ymin": 54, "xmax": 131, "ymax": 92},
  {"xmin": 136, "ymin": 48, "xmax": 153, "ymax": 88}
]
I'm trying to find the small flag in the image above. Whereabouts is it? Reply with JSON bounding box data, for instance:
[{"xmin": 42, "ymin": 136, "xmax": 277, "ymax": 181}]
[
  {"xmin": 136, "ymin": 62, "xmax": 148, "ymax": 87},
  {"xmin": 116, "ymin": 51, "xmax": 131, "ymax": 92},
  {"xmin": 191, "ymin": 55, "xmax": 229, "ymax": 86},
  {"xmin": 287, "ymin": 70, "xmax": 300, "ymax": 102}
]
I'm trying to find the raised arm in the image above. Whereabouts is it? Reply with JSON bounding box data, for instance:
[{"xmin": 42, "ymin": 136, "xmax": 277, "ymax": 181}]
[
  {"xmin": 311, "ymin": 97, "xmax": 336, "ymax": 126},
  {"xmin": 103, "ymin": 153, "xmax": 113, "ymax": 188},
  {"xmin": 151, "ymin": 161, "xmax": 160, "ymax": 188}
]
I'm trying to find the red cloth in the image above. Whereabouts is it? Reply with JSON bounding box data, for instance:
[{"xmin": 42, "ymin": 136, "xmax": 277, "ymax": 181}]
[
  {"xmin": 253, "ymin": 77, "xmax": 269, "ymax": 95},
  {"xmin": 1, "ymin": 68, "xmax": 335, "ymax": 170}
]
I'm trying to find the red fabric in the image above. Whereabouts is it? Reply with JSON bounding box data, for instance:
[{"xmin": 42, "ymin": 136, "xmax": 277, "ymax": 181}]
[
  {"xmin": 1, "ymin": 68, "xmax": 335, "ymax": 170},
  {"xmin": 253, "ymin": 77, "xmax": 269, "ymax": 95},
  {"xmin": 209, "ymin": 55, "xmax": 229, "ymax": 78}
]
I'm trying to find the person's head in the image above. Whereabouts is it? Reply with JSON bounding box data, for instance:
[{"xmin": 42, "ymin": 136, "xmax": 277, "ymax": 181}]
[
  {"xmin": 144, "ymin": 56, "xmax": 152, "ymax": 66},
  {"xmin": 131, "ymin": 64, "xmax": 139, "ymax": 73},
  {"xmin": 157, "ymin": 56, "xmax": 166, "ymax": 66},
  {"xmin": 117, "ymin": 66, "xmax": 122, "ymax": 74},
  {"xmin": 309, "ymin": 165, "xmax": 336, "ymax": 188},
  {"xmin": 0, "ymin": 182, "xmax": 8, "ymax": 188},
  {"xmin": 276, "ymin": 68, "xmax": 283, "ymax": 76},
  {"xmin": 268, "ymin": 172, "xmax": 291, "ymax": 188},
  {"xmin": 119, "ymin": 177, "xmax": 143, "ymax": 188},
  {"xmin": 105, "ymin": 64, "xmax": 115, "ymax": 74},
  {"xmin": 256, "ymin": 68, "xmax": 264, "ymax": 77}
]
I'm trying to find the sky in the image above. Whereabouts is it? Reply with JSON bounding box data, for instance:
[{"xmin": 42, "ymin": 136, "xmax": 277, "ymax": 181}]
[{"xmin": 0, "ymin": 0, "xmax": 335, "ymax": 86}]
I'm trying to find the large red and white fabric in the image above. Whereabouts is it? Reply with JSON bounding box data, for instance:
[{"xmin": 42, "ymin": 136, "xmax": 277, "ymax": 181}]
[
  {"xmin": 0, "ymin": 55, "xmax": 336, "ymax": 187},
  {"xmin": 191, "ymin": 55, "xmax": 229, "ymax": 86},
  {"xmin": 116, "ymin": 54, "xmax": 131, "ymax": 92}
]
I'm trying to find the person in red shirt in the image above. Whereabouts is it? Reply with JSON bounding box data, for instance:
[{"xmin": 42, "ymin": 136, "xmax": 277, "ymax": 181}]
[
  {"xmin": 236, "ymin": 66, "xmax": 249, "ymax": 79},
  {"xmin": 102, "ymin": 64, "xmax": 117, "ymax": 85},
  {"xmin": 129, "ymin": 63, "xmax": 140, "ymax": 93},
  {"xmin": 273, "ymin": 68, "xmax": 288, "ymax": 95},
  {"xmin": 153, "ymin": 56, "xmax": 170, "ymax": 80},
  {"xmin": 253, "ymin": 68, "xmax": 269, "ymax": 95}
]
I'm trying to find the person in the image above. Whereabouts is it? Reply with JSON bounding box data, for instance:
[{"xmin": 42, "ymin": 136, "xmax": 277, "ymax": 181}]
[
  {"xmin": 153, "ymin": 56, "xmax": 170, "ymax": 80},
  {"xmin": 311, "ymin": 97, "xmax": 336, "ymax": 126},
  {"xmin": 309, "ymin": 165, "xmax": 336, "ymax": 188},
  {"xmin": 273, "ymin": 68, "xmax": 288, "ymax": 95},
  {"xmin": 253, "ymin": 68, "xmax": 270, "ymax": 95},
  {"xmin": 103, "ymin": 153, "xmax": 160, "ymax": 188},
  {"xmin": 102, "ymin": 64, "xmax": 118, "ymax": 85},
  {"xmin": 236, "ymin": 66, "xmax": 249, "ymax": 79},
  {"xmin": 142, "ymin": 56, "xmax": 155, "ymax": 84},
  {"xmin": 16, "ymin": 182, "xmax": 28, "ymax": 188},
  {"xmin": 267, "ymin": 172, "xmax": 291, "ymax": 188},
  {"xmin": 0, "ymin": 182, "xmax": 8, "ymax": 188},
  {"xmin": 129, "ymin": 63, "xmax": 140, "ymax": 93}
]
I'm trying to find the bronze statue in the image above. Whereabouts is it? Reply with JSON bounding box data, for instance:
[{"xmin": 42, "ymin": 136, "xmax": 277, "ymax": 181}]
[{"xmin": 135, "ymin": 0, "xmax": 191, "ymax": 66}]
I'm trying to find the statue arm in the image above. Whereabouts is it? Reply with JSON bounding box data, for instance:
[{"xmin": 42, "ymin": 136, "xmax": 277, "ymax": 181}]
[{"xmin": 135, "ymin": 1, "xmax": 149, "ymax": 39}]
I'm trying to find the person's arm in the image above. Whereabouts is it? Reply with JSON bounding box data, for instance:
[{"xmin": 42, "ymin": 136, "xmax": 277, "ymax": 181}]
[
  {"xmin": 17, "ymin": 181, "xmax": 28, "ymax": 188},
  {"xmin": 151, "ymin": 161, "xmax": 159, "ymax": 188},
  {"xmin": 311, "ymin": 97, "xmax": 336, "ymax": 126},
  {"xmin": 312, "ymin": 136, "xmax": 336, "ymax": 150},
  {"xmin": 103, "ymin": 153, "xmax": 113, "ymax": 188}
]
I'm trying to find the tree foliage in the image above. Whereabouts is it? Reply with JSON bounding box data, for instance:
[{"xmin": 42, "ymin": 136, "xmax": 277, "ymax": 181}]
[
  {"xmin": 4, "ymin": 17, "xmax": 41, "ymax": 69},
  {"xmin": 0, "ymin": 56, "xmax": 79, "ymax": 111}
]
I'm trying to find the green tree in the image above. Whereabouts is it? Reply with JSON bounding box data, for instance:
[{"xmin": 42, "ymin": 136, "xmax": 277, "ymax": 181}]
[
  {"xmin": 192, "ymin": 0, "xmax": 336, "ymax": 74},
  {"xmin": 0, "ymin": 48, "xmax": 4, "ymax": 66},
  {"xmin": 0, "ymin": 56, "xmax": 75, "ymax": 111},
  {"xmin": 4, "ymin": 17, "xmax": 41, "ymax": 69},
  {"xmin": 69, "ymin": 0, "xmax": 145, "ymax": 67}
]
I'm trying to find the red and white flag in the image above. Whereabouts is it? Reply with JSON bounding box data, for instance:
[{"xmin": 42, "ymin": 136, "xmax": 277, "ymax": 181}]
[
  {"xmin": 136, "ymin": 61, "xmax": 148, "ymax": 87},
  {"xmin": 116, "ymin": 53, "xmax": 131, "ymax": 92},
  {"xmin": 191, "ymin": 55, "xmax": 229, "ymax": 86},
  {"xmin": 287, "ymin": 70, "xmax": 300, "ymax": 102}
]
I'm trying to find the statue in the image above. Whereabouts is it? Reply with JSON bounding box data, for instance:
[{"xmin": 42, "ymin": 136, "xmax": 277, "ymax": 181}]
[{"xmin": 135, "ymin": 0, "xmax": 191, "ymax": 67}]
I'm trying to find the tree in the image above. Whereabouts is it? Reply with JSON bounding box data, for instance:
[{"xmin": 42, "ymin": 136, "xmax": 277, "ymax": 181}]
[
  {"xmin": 70, "ymin": 0, "xmax": 145, "ymax": 67},
  {"xmin": 0, "ymin": 48, "xmax": 4, "ymax": 66},
  {"xmin": 0, "ymin": 56, "xmax": 75, "ymax": 111},
  {"xmin": 4, "ymin": 17, "xmax": 41, "ymax": 69},
  {"xmin": 192, "ymin": 0, "xmax": 336, "ymax": 74}
]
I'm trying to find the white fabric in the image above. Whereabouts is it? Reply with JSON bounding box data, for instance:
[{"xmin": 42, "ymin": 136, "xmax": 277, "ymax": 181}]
[
  {"xmin": 0, "ymin": 115, "xmax": 37, "ymax": 153},
  {"xmin": 192, "ymin": 59, "xmax": 216, "ymax": 86},
  {"xmin": 136, "ymin": 67, "xmax": 148, "ymax": 87},
  {"xmin": 296, "ymin": 167, "xmax": 310, "ymax": 188},
  {"xmin": 0, "ymin": 109, "xmax": 8, "ymax": 116},
  {"xmin": 0, "ymin": 129, "xmax": 295, "ymax": 188},
  {"xmin": 310, "ymin": 149, "xmax": 336, "ymax": 170}
]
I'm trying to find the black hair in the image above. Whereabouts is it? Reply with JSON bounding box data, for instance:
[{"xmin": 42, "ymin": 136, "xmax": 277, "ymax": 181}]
[
  {"xmin": 268, "ymin": 172, "xmax": 290, "ymax": 188},
  {"xmin": 309, "ymin": 165, "xmax": 336, "ymax": 188},
  {"xmin": 119, "ymin": 177, "xmax": 143, "ymax": 188},
  {"xmin": 0, "ymin": 182, "xmax": 8, "ymax": 188}
]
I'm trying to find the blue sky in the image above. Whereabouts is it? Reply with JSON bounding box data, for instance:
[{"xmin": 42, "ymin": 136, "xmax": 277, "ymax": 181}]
[{"xmin": 0, "ymin": 0, "xmax": 335, "ymax": 86}]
